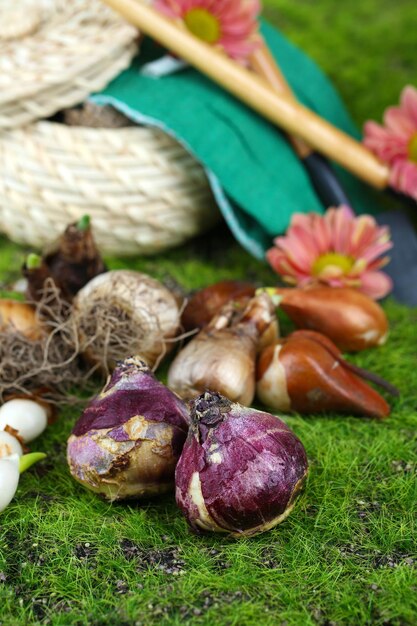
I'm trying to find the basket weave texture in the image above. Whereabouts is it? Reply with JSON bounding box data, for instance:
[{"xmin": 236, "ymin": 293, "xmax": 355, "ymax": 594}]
[
  {"xmin": 0, "ymin": 121, "xmax": 219, "ymax": 255},
  {"xmin": 0, "ymin": 0, "xmax": 139, "ymax": 129}
]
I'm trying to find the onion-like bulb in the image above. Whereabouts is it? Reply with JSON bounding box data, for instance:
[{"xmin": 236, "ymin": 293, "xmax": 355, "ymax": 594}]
[
  {"xmin": 256, "ymin": 331, "xmax": 391, "ymax": 419},
  {"xmin": 175, "ymin": 391, "xmax": 308, "ymax": 537},
  {"xmin": 0, "ymin": 455, "xmax": 20, "ymax": 513},
  {"xmin": 168, "ymin": 292, "xmax": 276, "ymax": 405},
  {"xmin": 23, "ymin": 216, "xmax": 106, "ymax": 304},
  {"xmin": 0, "ymin": 431, "xmax": 23, "ymax": 459},
  {"xmin": 72, "ymin": 270, "xmax": 180, "ymax": 372},
  {"xmin": 181, "ymin": 280, "xmax": 255, "ymax": 331},
  {"xmin": 43, "ymin": 215, "xmax": 106, "ymax": 299},
  {"xmin": 266, "ymin": 286, "xmax": 388, "ymax": 352},
  {"xmin": 0, "ymin": 299, "xmax": 43, "ymax": 341},
  {"xmin": 67, "ymin": 357, "xmax": 189, "ymax": 501},
  {"xmin": 0, "ymin": 399, "xmax": 49, "ymax": 443},
  {"xmin": 0, "ymin": 452, "xmax": 46, "ymax": 513}
]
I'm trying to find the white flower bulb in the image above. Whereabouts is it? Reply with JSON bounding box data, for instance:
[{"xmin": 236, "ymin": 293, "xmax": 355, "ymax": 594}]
[
  {"xmin": 0, "ymin": 454, "xmax": 20, "ymax": 513},
  {"xmin": 0, "ymin": 399, "xmax": 48, "ymax": 443},
  {"xmin": 0, "ymin": 431, "xmax": 23, "ymax": 459}
]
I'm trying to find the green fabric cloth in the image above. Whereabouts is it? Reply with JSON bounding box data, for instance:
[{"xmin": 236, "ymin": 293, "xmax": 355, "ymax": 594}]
[{"xmin": 93, "ymin": 21, "xmax": 377, "ymax": 259}]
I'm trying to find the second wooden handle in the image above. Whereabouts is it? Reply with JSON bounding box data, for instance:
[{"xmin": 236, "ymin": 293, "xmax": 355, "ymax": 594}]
[
  {"xmin": 250, "ymin": 43, "xmax": 313, "ymax": 158},
  {"xmin": 101, "ymin": 0, "xmax": 390, "ymax": 190}
]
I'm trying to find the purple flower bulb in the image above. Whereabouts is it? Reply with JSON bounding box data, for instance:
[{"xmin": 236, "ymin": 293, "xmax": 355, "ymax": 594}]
[
  {"xmin": 67, "ymin": 357, "xmax": 189, "ymax": 501},
  {"xmin": 175, "ymin": 391, "xmax": 308, "ymax": 537}
]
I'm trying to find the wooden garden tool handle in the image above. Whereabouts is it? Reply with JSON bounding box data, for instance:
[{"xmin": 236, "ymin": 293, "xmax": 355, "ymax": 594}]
[
  {"xmin": 100, "ymin": 0, "xmax": 390, "ymax": 190},
  {"xmin": 250, "ymin": 39, "xmax": 353, "ymax": 208},
  {"xmin": 249, "ymin": 42, "xmax": 312, "ymax": 158}
]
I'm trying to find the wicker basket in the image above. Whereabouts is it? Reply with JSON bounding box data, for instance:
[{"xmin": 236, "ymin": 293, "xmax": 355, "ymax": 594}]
[
  {"xmin": 0, "ymin": 0, "xmax": 219, "ymax": 255},
  {"xmin": 0, "ymin": 120, "xmax": 219, "ymax": 255},
  {"xmin": 0, "ymin": 0, "xmax": 139, "ymax": 129}
]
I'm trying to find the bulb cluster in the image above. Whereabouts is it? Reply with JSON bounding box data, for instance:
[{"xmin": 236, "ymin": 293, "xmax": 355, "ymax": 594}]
[
  {"xmin": 66, "ymin": 280, "xmax": 395, "ymax": 538},
  {"xmin": 67, "ymin": 358, "xmax": 308, "ymax": 537}
]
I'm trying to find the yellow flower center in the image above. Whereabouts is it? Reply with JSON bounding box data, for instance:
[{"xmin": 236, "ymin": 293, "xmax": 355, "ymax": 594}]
[
  {"xmin": 184, "ymin": 7, "xmax": 221, "ymax": 44},
  {"xmin": 408, "ymin": 133, "xmax": 417, "ymax": 164},
  {"xmin": 312, "ymin": 252, "xmax": 355, "ymax": 278}
]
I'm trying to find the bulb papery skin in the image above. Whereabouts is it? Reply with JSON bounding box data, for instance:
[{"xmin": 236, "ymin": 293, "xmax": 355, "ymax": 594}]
[
  {"xmin": 256, "ymin": 334, "xmax": 390, "ymax": 419},
  {"xmin": 72, "ymin": 270, "xmax": 180, "ymax": 372},
  {"xmin": 168, "ymin": 325, "xmax": 256, "ymax": 405},
  {"xmin": 168, "ymin": 293, "xmax": 276, "ymax": 405},
  {"xmin": 0, "ymin": 454, "xmax": 20, "ymax": 513},
  {"xmin": 256, "ymin": 344, "xmax": 291, "ymax": 412},
  {"xmin": 175, "ymin": 392, "xmax": 308, "ymax": 537},
  {"xmin": 0, "ymin": 399, "xmax": 48, "ymax": 443},
  {"xmin": 258, "ymin": 317, "xmax": 280, "ymax": 353},
  {"xmin": 274, "ymin": 287, "xmax": 388, "ymax": 352},
  {"xmin": 0, "ymin": 299, "xmax": 43, "ymax": 341},
  {"xmin": 67, "ymin": 357, "xmax": 190, "ymax": 501},
  {"xmin": 0, "ymin": 431, "xmax": 23, "ymax": 459},
  {"xmin": 181, "ymin": 280, "xmax": 256, "ymax": 332},
  {"xmin": 44, "ymin": 217, "xmax": 107, "ymax": 299}
]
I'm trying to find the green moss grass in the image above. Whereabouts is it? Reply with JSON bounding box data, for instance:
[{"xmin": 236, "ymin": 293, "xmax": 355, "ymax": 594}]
[{"xmin": 1, "ymin": 1, "xmax": 417, "ymax": 624}]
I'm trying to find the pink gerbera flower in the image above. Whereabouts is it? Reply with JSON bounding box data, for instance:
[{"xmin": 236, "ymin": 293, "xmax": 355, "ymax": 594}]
[
  {"xmin": 267, "ymin": 205, "xmax": 393, "ymax": 300},
  {"xmin": 363, "ymin": 85, "xmax": 417, "ymax": 201},
  {"xmin": 154, "ymin": 0, "xmax": 261, "ymax": 63}
]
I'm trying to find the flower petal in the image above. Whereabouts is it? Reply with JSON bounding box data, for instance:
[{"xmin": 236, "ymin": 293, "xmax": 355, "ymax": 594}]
[
  {"xmin": 312, "ymin": 212, "xmax": 332, "ymax": 254},
  {"xmin": 359, "ymin": 271, "xmax": 393, "ymax": 300},
  {"xmin": 266, "ymin": 248, "xmax": 310, "ymax": 282},
  {"xmin": 390, "ymin": 159, "xmax": 417, "ymax": 200},
  {"xmin": 326, "ymin": 205, "xmax": 353, "ymax": 254},
  {"xmin": 401, "ymin": 85, "xmax": 417, "ymax": 127},
  {"xmin": 384, "ymin": 106, "xmax": 415, "ymax": 138},
  {"xmin": 358, "ymin": 240, "xmax": 393, "ymax": 264},
  {"xmin": 363, "ymin": 125, "xmax": 408, "ymax": 163},
  {"xmin": 273, "ymin": 233, "xmax": 316, "ymax": 272}
]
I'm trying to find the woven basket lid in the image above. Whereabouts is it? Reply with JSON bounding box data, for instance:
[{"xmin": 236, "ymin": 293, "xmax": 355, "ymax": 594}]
[{"xmin": 0, "ymin": 0, "xmax": 139, "ymax": 129}]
